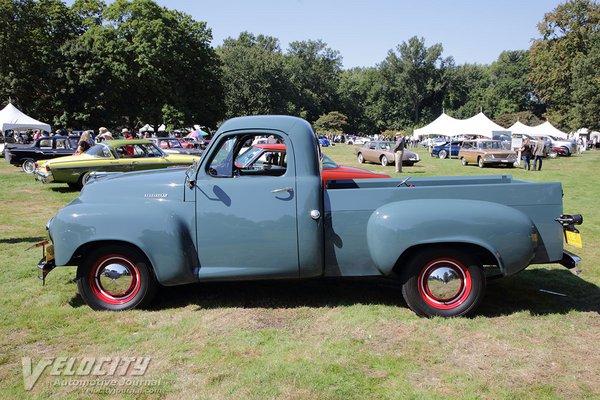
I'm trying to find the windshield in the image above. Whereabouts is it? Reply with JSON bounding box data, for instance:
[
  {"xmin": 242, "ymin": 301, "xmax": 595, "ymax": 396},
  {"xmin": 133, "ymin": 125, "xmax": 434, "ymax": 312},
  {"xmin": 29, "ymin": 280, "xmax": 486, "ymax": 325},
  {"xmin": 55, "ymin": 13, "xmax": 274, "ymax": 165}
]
[
  {"xmin": 86, "ymin": 143, "xmax": 113, "ymax": 158},
  {"xmin": 478, "ymin": 141, "xmax": 504, "ymax": 150},
  {"xmin": 321, "ymin": 154, "xmax": 338, "ymax": 170}
]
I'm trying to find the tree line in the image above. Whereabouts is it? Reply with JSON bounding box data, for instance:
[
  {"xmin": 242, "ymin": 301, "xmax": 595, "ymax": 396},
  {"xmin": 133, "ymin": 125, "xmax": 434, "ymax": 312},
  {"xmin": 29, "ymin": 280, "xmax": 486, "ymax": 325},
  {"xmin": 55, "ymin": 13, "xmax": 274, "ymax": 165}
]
[{"xmin": 0, "ymin": 0, "xmax": 598, "ymax": 135}]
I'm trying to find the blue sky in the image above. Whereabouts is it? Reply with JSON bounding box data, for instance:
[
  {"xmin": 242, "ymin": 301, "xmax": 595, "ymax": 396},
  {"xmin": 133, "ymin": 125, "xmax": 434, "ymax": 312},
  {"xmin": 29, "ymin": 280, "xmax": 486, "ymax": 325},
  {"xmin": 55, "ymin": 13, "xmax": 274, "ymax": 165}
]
[
  {"xmin": 64, "ymin": 0, "xmax": 564, "ymax": 68},
  {"xmin": 150, "ymin": 0, "xmax": 564, "ymax": 68}
]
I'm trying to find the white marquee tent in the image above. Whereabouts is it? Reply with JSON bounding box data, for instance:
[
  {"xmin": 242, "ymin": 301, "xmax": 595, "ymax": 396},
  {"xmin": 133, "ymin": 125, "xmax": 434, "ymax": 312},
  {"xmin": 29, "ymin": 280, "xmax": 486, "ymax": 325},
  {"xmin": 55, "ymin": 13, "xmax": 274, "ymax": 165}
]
[
  {"xmin": 0, "ymin": 102, "xmax": 51, "ymax": 133},
  {"xmin": 508, "ymin": 120, "xmax": 568, "ymax": 139},
  {"xmin": 413, "ymin": 112, "xmax": 509, "ymax": 139},
  {"xmin": 413, "ymin": 113, "xmax": 463, "ymax": 138}
]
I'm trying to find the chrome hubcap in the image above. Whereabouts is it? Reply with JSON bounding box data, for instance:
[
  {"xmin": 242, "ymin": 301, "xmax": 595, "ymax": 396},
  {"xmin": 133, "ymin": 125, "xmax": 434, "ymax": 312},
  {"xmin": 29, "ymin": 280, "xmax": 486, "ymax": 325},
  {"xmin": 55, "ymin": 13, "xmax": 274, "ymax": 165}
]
[
  {"xmin": 425, "ymin": 265, "xmax": 464, "ymax": 301},
  {"xmin": 97, "ymin": 260, "xmax": 134, "ymax": 297}
]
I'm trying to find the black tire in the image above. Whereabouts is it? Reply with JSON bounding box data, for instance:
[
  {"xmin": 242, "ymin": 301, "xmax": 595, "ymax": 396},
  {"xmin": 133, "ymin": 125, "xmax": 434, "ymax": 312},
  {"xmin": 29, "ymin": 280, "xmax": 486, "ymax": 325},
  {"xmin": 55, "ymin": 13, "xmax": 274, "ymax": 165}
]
[
  {"xmin": 438, "ymin": 150, "xmax": 447, "ymax": 159},
  {"xmin": 561, "ymin": 146, "xmax": 570, "ymax": 156},
  {"xmin": 78, "ymin": 171, "xmax": 92, "ymax": 188},
  {"xmin": 478, "ymin": 157, "xmax": 485, "ymax": 168},
  {"xmin": 77, "ymin": 244, "xmax": 158, "ymax": 311},
  {"xmin": 22, "ymin": 159, "xmax": 36, "ymax": 174},
  {"xmin": 381, "ymin": 155, "xmax": 389, "ymax": 166},
  {"xmin": 461, "ymin": 157, "xmax": 468, "ymax": 166},
  {"xmin": 67, "ymin": 182, "xmax": 80, "ymax": 190},
  {"xmin": 357, "ymin": 153, "xmax": 364, "ymax": 164},
  {"xmin": 401, "ymin": 247, "xmax": 486, "ymax": 317}
]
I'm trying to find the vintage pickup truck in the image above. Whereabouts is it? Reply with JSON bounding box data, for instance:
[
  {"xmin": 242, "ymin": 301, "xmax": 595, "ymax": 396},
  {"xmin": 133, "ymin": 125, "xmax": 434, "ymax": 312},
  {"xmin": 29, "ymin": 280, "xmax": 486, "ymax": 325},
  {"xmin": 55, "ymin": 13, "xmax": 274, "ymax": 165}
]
[{"xmin": 36, "ymin": 115, "xmax": 583, "ymax": 317}]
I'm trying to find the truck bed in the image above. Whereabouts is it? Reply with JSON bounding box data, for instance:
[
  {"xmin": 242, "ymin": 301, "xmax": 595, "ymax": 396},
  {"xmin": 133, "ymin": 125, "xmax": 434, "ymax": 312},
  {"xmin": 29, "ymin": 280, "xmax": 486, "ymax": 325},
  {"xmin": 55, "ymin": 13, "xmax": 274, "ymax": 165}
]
[{"xmin": 324, "ymin": 175, "xmax": 564, "ymax": 277}]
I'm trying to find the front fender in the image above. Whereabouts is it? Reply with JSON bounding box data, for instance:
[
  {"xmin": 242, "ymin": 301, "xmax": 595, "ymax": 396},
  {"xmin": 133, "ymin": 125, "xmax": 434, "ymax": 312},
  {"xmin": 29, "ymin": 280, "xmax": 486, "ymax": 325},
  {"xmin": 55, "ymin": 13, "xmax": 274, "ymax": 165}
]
[
  {"xmin": 49, "ymin": 200, "xmax": 199, "ymax": 286},
  {"xmin": 366, "ymin": 199, "xmax": 537, "ymax": 276}
]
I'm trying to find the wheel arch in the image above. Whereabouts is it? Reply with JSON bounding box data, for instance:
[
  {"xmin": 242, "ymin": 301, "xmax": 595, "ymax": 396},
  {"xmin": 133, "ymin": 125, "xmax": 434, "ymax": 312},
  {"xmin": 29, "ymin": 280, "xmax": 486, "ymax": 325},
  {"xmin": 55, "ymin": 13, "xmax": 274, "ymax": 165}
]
[
  {"xmin": 392, "ymin": 242, "xmax": 497, "ymax": 283},
  {"xmin": 366, "ymin": 199, "xmax": 537, "ymax": 278}
]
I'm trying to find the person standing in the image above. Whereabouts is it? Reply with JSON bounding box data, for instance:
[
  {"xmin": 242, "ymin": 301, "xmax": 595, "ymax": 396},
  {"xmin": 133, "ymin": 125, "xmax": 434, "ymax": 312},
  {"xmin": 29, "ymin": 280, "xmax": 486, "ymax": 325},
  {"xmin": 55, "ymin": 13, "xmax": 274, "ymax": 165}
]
[
  {"xmin": 394, "ymin": 133, "xmax": 405, "ymax": 173},
  {"xmin": 520, "ymin": 138, "xmax": 532, "ymax": 170},
  {"xmin": 76, "ymin": 131, "xmax": 92, "ymax": 155},
  {"xmin": 532, "ymin": 139, "xmax": 545, "ymax": 171}
]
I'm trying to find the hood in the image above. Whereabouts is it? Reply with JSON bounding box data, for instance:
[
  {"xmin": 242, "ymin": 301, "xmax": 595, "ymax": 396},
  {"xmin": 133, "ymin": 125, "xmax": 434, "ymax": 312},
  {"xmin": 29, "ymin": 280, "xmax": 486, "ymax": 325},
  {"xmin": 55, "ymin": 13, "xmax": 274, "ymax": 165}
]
[{"xmin": 78, "ymin": 167, "xmax": 189, "ymax": 203}]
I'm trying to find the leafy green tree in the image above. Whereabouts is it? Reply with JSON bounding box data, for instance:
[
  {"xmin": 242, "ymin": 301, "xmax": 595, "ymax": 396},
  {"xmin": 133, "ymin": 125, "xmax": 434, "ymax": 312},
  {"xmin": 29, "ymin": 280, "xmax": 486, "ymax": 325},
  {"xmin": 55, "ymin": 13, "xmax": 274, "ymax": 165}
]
[
  {"xmin": 100, "ymin": 0, "xmax": 223, "ymax": 130},
  {"xmin": 0, "ymin": 0, "xmax": 79, "ymax": 124},
  {"xmin": 217, "ymin": 32, "xmax": 291, "ymax": 119},
  {"xmin": 570, "ymin": 30, "xmax": 600, "ymax": 130},
  {"xmin": 313, "ymin": 111, "xmax": 348, "ymax": 135},
  {"xmin": 285, "ymin": 39, "xmax": 342, "ymax": 122},
  {"xmin": 529, "ymin": 0, "xmax": 600, "ymax": 130}
]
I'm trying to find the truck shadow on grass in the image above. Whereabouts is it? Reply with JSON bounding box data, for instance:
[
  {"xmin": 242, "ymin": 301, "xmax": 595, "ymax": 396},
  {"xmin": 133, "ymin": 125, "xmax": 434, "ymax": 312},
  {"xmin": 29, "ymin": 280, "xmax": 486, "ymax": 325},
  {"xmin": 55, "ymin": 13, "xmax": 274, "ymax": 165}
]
[{"xmin": 143, "ymin": 268, "xmax": 599, "ymax": 317}]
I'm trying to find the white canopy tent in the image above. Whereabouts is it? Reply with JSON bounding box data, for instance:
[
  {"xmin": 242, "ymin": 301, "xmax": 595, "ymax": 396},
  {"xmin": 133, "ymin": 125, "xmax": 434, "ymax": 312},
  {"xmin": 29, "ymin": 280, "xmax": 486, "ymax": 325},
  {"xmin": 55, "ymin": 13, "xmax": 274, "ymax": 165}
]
[
  {"xmin": 413, "ymin": 113, "xmax": 463, "ymax": 138},
  {"xmin": 0, "ymin": 102, "xmax": 51, "ymax": 133},
  {"xmin": 508, "ymin": 120, "xmax": 568, "ymax": 139},
  {"xmin": 139, "ymin": 123, "xmax": 166, "ymax": 133},
  {"xmin": 461, "ymin": 112, "xmax": 509, "ymax": 138},
  {"xmin": 414, "ymin": 112, "xmax": 509, "ymax": 139}
]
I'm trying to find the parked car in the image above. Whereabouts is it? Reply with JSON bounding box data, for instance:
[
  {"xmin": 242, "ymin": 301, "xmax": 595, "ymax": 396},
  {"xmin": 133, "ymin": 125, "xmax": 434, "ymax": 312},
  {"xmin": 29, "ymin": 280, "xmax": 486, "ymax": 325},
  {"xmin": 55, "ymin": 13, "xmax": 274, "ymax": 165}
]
[
  {"xmin": 537, "ymin": 135, "xmax": 577, "ymax": 155},
  {"xmin": 317, "ymin": 135, "xmax": 330, "ymax": 147},
  {"xmin": 4, "ymin": 135, "xmax": 81, "ymax": 173},
  {"xmin": 179, "ymin": 136, "xmax": 207, "ymax": 150},
  {"xmin": 346, "ymin": 136, "xmax": 370, "ymax": 145},
  {"xmin": 235, "ymin": 143, "xmax": 390, "ymax": 186},
  {"xmin": 354, "ymin": 141, "xmax": 420, "ymax": 166},
  {"xmin": 34, "ymin": 139, "xmax": 200, "ymax": 189},
  {"xmin": 431, "ymin": 140, "xmax": 463, "ymax": 159},
  {"xmin": 459, "ymin": 139, "xmax": 517, "ymax": 168},
  {"xmin": 150, "ymin": 137, "xmax": 203, "ymax": 156}
]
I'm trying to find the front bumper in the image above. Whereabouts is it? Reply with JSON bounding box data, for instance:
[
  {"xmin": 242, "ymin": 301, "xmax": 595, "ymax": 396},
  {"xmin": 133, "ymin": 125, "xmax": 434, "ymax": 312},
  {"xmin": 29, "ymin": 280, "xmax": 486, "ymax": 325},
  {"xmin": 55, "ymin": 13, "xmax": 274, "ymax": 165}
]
[
  {"xmin": 34, "ymin": 241, "xmax": 55, "ymax": 284},
  {"xmin": 33, "ymin": 169, "xmax": 54, "ymax": 183}
]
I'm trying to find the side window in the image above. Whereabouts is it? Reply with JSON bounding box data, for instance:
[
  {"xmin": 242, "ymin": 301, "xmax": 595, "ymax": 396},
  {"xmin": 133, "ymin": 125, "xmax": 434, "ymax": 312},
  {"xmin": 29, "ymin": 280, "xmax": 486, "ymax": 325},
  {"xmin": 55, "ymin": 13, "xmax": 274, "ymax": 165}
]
[
  {"xmin": 40, "ymin": 139, "xmax": 52, "ymax": 149},
  {"xmin": 56, "ymin": 139, "xmax": 66, "ymax": 149},
  {"xmin": 369, "ymin": 142, "xmax": 376, "ymax": 150},
  {"xmin": 207, "ymin": 134, "xmax": 287, "ymax": 178}
]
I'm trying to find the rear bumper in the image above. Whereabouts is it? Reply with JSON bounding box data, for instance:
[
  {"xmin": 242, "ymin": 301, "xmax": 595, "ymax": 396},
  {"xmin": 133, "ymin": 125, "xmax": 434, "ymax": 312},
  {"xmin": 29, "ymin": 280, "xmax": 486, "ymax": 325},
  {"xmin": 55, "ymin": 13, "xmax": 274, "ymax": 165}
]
[
  {"xmin": 559, "ymin": 250, "xmax": 582, "ymax": 274},
  {"xmin": 33, "ymin": 170, "xmax": 54, "ymax": 183}
]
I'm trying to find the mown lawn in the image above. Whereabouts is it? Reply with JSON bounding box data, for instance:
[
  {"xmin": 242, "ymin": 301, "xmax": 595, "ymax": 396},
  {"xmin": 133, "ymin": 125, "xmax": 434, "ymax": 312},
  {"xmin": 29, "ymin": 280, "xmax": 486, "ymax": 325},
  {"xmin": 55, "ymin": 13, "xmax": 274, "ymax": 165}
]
[{"xmin": 0, "ymin": 145, "xmax": 598, "ymax": 399}]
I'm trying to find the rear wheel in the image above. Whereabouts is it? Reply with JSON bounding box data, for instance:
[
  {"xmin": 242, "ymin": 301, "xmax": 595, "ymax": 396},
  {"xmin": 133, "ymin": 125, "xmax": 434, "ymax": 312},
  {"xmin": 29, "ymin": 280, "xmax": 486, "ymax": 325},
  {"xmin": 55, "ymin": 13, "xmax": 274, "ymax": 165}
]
[
  {"xmin": 401, "ymin": 247, "xmax": 486, "ymax": 317},
  {"xmin": 438, "ymin": 150, "xmax": 447, "ymax": 159},
  {"xmin": 357, "ymin": 153, "xmax": 364, "ymax": 164},
  {"xmin": 461, "ymin": 157, "xmax": 468, "ymax": 166},
  {"xmin": 77, "ymin": 244, "xmax": 158, "ymax": 311},
  {"xmin": 381, "ymin": 155, "xmax": 389, "ymax": 166},
  {"xmin": 22, "ymin": 159, "xmax": 36, "ymax": 174}
]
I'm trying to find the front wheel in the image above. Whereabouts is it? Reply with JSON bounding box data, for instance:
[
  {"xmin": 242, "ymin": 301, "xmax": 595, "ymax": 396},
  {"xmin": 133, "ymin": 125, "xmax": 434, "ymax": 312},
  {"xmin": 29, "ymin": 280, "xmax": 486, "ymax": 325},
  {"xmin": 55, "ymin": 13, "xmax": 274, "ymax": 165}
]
[
  {"xmin": 438, "ymin": 150, "xmax": 447, "ymax": 159},
  {"xmin": 478, "ymin": 157, "xmax": 485, "ymax": 168},
  {"xmin": 22, "ymin": 159, "xmax": 36, "ymax": 174},
  {"xmin": 401, "ymin": 247, "xmax": 486, "ymax": 317},
  {"xmin": 357, "ymin": 153, "xmax": 364, "ymax": 164},
  {"xmin": 381, "ymin": 155, "xmax": 389, "ymax": 166},
  {"xmin": 77, "ymin": 244, "xmax": 158, "ymax": 311},
  {"xmin": 461, "ymin": 157, "xmax": 468, "ymax": 166}
]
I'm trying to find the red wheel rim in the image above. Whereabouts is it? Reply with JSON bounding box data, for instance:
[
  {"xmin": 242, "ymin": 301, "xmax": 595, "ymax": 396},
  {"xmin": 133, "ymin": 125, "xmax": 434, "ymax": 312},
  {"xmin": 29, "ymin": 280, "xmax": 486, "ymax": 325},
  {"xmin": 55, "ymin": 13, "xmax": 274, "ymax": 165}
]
[
  {"xmin": 418, "ymin": 258, "xmax": 472, "ymax": 310},
  {"xmin": 89, "ymin": 254, "xmax": 141, "ymax": 305}
]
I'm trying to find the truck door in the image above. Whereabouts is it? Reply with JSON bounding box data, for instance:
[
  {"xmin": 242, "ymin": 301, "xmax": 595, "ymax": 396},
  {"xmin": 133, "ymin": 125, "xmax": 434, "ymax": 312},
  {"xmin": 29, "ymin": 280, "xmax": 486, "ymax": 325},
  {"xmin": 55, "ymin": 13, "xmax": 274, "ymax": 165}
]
[{"xmin": 193, "ymin": 132, "xmax": 301, "ymax": 280}]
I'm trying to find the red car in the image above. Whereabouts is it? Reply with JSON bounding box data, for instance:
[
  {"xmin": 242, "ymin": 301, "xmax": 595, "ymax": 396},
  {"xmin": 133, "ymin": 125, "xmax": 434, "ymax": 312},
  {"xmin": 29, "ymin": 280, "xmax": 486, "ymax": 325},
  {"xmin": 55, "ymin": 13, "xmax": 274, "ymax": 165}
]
[{"xmin": 236, "ymin": 143, "xmax": 390, "ymax": 185}]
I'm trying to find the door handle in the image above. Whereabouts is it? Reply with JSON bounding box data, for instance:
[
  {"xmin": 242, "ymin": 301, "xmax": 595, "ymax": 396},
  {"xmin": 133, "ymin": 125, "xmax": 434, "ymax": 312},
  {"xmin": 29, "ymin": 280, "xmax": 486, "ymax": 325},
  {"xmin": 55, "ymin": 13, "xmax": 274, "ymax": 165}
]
[{"xmin": 271, "ymin": 187, "xmax": 293, "ymax": 194}]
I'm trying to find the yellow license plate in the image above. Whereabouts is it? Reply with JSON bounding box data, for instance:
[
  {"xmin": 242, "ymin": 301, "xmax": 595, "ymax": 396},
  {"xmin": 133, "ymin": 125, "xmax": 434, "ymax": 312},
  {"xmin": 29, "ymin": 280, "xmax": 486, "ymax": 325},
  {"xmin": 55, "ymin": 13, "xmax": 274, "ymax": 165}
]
[
  {"xmin": 564, "ymin": 230, "xmax": 583, "ymax": 248},
  {"xmin": 45, "ymin": 244, "xmax": 55, "ymax": 262}
]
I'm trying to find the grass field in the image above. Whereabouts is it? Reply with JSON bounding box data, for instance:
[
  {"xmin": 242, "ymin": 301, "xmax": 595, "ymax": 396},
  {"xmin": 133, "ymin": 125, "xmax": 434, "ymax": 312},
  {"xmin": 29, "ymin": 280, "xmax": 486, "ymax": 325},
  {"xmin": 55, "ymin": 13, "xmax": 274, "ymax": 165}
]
[{"xmin": 1, "ymin": 145, "xmax": 599, "ymax": 399}]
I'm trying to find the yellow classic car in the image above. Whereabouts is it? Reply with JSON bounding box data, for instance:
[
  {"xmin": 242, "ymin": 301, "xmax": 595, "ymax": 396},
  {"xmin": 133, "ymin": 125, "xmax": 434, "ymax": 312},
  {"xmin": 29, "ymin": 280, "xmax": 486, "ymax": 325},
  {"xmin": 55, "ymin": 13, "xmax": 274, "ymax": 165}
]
[{"xmin": 34, "ymin": 139, "xmax": 200, "ymax": 189}]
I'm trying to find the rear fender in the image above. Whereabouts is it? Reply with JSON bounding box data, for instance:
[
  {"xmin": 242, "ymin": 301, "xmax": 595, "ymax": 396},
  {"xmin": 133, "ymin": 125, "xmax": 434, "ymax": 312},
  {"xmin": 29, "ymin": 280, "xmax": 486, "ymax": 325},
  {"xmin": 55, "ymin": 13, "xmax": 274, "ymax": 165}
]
[{"xmin": 366, "ymin": 199, "xmax": 537, "ymax": 276}]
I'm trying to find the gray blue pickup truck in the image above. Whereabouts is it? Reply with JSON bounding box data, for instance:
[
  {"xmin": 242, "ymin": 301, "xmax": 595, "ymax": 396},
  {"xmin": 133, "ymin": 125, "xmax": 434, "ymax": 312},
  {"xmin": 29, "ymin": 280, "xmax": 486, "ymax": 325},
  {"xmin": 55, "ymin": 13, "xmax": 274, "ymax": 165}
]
[{"xmin": 37, "ymin": 115, "xmax": 583, "ymax": 317}]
